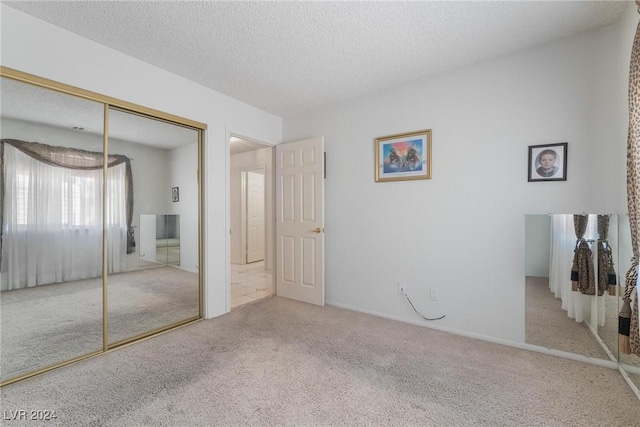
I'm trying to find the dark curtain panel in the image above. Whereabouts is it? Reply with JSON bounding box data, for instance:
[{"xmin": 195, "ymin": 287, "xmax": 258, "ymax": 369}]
[
  {"xmin": 596, "ymin": 215, "xmax": 616, "ymax": 296},
  {"xmin": 621, "ymin": 3, "xmax": 640, "ymax": 356},
  {"xmin": 571, "ymin": 214, "xmax": 595, "ymax": 295},
  {"xmin": 633, "ymin": 295, "xmax": 640, "ymax": 356},
  {"xmin": 0, "ymin": 139, "xmax": 135, "ymax": 260}
]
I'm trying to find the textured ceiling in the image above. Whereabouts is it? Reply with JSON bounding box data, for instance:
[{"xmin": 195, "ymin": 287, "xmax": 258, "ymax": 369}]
[{"xmin": 3, "ymin": 1, "xmax": 628, "ymax": 118}]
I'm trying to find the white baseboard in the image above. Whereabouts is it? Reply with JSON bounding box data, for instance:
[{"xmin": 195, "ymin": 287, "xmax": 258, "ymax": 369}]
[
  {"xmin": 619, "ymin": 366, "xmax": 640, "ymax": 400},
  {"xmin": 170, "ymin": 264, "xmax": 198, "ymax": 274},
  {"xmin": 622, "ymin": 363, "xmax": 640, "ymax": 375}
]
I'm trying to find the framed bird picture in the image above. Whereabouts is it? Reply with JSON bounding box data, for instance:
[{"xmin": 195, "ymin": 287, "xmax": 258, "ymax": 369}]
[{"xmin": 374, "ymin": 129, "xmax": 432, "ymax": 182}]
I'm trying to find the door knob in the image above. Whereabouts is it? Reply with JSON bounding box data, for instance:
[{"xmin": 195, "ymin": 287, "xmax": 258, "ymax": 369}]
[{"xmin": 312, "ymin": 227, "xmax": 323, "ymax": 233}]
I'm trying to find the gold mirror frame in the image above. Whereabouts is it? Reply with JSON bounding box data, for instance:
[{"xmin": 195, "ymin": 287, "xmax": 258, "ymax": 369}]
[{"xmin": 0, "ymin": 66, "xmax": 206, "ymax": 386}]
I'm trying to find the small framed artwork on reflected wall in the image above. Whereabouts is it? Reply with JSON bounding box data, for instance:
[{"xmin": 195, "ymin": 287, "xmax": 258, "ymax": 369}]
[
  {"xmin": 172, "ymin": 186, "xmax": 179, "ymax": 202},
  {"xmin": 375, "ymin": 129, "xmax": 432, "ymax": 182},
  {"xmin": 528, "ymin": 142, "xmax": 568, "ymax": 182}
]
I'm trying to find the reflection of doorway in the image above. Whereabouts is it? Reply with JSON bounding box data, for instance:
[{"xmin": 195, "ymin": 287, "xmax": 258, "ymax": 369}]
[
  {"xmin": 229, "ymin": 135, "xmax": 274, "ymax": 309},
  {"xmin": 245, "ymin": 168, "xmax": 265, "ymax": 264}
]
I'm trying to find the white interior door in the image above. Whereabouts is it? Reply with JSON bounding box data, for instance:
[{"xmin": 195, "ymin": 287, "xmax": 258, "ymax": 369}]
[
  {"xmin": 275, "ymin": 137, "xmax": 325, "ymax": 306},
  {"xmin": 246, "ymin": 170, "xmax": 265, "ymax": 263}
]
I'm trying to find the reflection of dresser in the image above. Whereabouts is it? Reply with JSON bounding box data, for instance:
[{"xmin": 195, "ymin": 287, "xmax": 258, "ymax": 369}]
[{"xmin": 140, "ymin": 214, "xmax": 180, "ymax": 266}]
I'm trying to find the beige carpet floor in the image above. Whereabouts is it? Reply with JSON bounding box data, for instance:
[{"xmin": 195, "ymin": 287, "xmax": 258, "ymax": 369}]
[
  {"xmin": 1, "ymin": 297, "xmax": 638, "ymax": 426},
  {"xmin": 525, "ymin": 276, "xmax": 609, "ymax": 359},
  {"xmin": 1, "ymin": 266, "xmax": 198, "ymax": 382}
]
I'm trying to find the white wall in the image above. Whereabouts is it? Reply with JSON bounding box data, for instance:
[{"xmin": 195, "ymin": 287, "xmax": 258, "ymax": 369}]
[
  {"xmin": 3, "ymin": 3, "xmax": 637, "ymax": 338},
  {"xmin": 229, "ymin": 147, "xmax": 274, "ymax": 270},
  {"xmin": 0, "ymin": 4, "xmax": 283, "ymax": 318},
  {"xmin": 524, "ymin": 215, "xmax": 551, "ymax": 278},
  {"xmin": 283, "ymin": 16, "xmax": 633, "ymax": 342}
]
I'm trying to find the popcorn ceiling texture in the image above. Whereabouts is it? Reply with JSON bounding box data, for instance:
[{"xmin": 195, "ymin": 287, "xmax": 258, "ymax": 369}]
[
  {"xmin": 3, "ymin": 1, "xmax": 627, "ymax": 117},
  {"xmin": 1, "ymin": 297, "xmax": 638, "ymax": 426}
]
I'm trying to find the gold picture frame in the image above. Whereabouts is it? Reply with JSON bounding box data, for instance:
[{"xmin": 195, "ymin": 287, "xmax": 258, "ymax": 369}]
[{"xmin": 374, "ymin": 129, "xmax": 432, "ymax": 182}]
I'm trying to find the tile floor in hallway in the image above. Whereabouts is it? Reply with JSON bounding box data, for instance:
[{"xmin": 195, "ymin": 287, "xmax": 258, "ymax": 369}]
[{"xmin": 231, "ymin": 260, "xmax": 273, "ymax": 309}]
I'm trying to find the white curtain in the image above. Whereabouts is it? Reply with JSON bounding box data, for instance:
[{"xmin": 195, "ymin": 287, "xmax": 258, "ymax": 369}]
[
  {"xmin": 106, "ymin": 163, "xmax": 127, "ymax": 275},
  {"xmin": 1, "ymin": 145, "xmax": 127, "ymax": 291},
  {"xmin": 549, "ymin": 214, "xmax": 604, "ymax": 324}
]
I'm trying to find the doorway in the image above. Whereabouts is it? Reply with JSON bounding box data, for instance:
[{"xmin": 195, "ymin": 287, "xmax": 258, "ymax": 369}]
[
  {"xmin": 229, "ymin": 135, "xmax": 274, "ymax": 309},
  {"xmin": 245, "ymin": 168, "xmax": 266, "ymax": 264}
]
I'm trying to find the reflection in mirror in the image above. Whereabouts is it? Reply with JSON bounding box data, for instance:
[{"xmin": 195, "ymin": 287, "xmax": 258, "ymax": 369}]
[
  {"xmin": 0, "ymin": 76, "xmax": 104, "ymax": 382},
  {"xmin": 106, "ymin": 108, "xmax": 199, "ymax": 345},
  {"xmin": 597, "ymin": 214, "xmax": 620, "ymax": 362},
  {"xmin": 140, "ymin": 214, "xmax": 180, "ymax": 266},
  {"xmin": 525, "ymin": 214, "xmax": 619, "ymax": 361},
  {"xmin": 617, "ymin": 215, "xmax": 640, "ymax": 390}
]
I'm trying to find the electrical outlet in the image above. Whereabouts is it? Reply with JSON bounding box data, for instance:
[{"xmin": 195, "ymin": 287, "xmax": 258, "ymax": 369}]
[
  {"xmin": 429, "ymin": 288, "xmax": 439, "ymax": 301},
  {"xmin": 398, "ymin": 283, "xmax": 407, "ymax": 295}
]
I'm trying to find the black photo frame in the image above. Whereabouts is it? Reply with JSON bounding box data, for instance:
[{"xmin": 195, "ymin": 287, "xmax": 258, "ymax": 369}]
[
  {"xmin": 528, "ymin": 142, "xmax": 568, "ymax": 182},
  {"xmin": 172, "ymin": 186, "xmax": 179, "ymax": 202}
]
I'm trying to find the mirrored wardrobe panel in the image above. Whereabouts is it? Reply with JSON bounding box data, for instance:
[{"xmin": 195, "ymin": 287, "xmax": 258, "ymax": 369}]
[
  {"xmin": 0, "ymin": 76, "xmax": 105, "ymax": 382},
  {"xmin": 0, "ymin": 67, "xmax": 204, "ymax": 386},
  {"xmin": 106, "ymin": 108, "xmax": 200, "ymax": 346},
  {"xmin": 525, "ymin": 214, "xmax": 620, "ymax": 361},
  {"xmin": 617, "ymin": 215, "xmax": 640, "ymax": 391}
]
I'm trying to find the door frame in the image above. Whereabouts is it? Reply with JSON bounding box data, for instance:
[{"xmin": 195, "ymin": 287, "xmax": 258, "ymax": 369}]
[
  {"xmin": 227, "ymin": 133, "xmax": 275, "ymax": 312},
  {"xmin": 241, "ymin": 166, "xmax": 266, "ymax": 264}
]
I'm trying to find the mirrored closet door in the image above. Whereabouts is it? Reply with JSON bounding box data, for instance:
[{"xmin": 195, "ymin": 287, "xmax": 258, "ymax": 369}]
[
  {"xmin": 524, "ymin": 214, "xmax": 620, "ymax": 361},
  {"xmin": 106, "ymin": 108, "xmax": 200, "ymax": 346},
  {"xmin": 0, "ymin": 68, "xmax": 205, "ymax": 386},
  {"xmin": 525, "ymin": 213, "xmax": 640, "ymax": 398},
  {"xmin": 0, "ymin": 76, "xmax": 105, "ymax": 382}
]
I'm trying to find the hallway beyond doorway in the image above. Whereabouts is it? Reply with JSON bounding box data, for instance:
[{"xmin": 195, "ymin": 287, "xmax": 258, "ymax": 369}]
[{"xmin": 230, "ymin": 261, "xmax": 272, "ymax": 308}]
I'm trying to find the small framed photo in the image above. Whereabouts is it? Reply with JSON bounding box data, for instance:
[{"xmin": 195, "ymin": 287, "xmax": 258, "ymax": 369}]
[
  {"xmin": 172, "ymin": 186, "xmax": 179, "ymax": 202},
  {"xmin": 375, "ymin": 129, "xmax": 432, "ymax": 182},
  {"xmin": 528, "ymin": 142, "xmax": 568, "ymax": 182}
]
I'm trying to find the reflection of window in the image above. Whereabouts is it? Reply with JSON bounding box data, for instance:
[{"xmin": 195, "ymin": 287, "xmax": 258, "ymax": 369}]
[
  {"xmin": 2, "ymin": 140, "xmax": 135, "ymax": 290},
  {"xmin": 13, "ymin": 164, "xmax": 127, "ymax": 229},
  {"xmin": 62, "ymin": 176, "xmax": 98, "ymax": 227},
  {"xmin": 15, "ymin": 173, "xmax": 29, "ymax": 225},
  {"xmin": 15, "ymin": 169, "xmax": 105, "ymax": 228}
]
